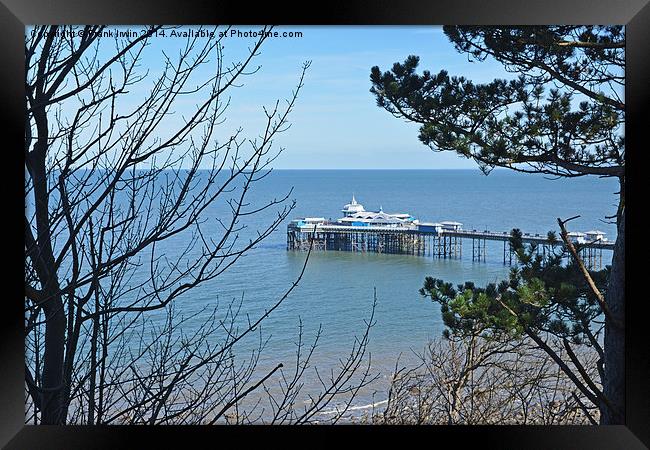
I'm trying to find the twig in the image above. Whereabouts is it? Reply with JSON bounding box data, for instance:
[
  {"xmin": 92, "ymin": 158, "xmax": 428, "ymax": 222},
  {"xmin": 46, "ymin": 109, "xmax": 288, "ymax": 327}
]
[{"xmin": 556, "ymin": 217, "xmax": 622, "ymax": 330}]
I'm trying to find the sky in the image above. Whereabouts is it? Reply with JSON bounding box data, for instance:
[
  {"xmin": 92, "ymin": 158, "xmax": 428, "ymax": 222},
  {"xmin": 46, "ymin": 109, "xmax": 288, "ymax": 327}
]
[
  {"xmin": 94, "ymin": 25, "xmax": 517, "ymax": 170},
  {"xmin": 28, "ymin": 26, "xmax": 529, "ymax": 169},
  {"xmin": 207, "ymin": 26, "xmax": 512, "ymax": 169}
]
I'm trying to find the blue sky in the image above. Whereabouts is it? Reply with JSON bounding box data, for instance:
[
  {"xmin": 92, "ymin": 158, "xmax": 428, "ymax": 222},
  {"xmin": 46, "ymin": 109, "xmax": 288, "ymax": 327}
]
[
  {"xmin": 31, "ymin": 26, "xmax": 520, "ymax": 169},
  {"xmin": 160, "ymin": 26, "xmax": 514, "ymax": 169}
]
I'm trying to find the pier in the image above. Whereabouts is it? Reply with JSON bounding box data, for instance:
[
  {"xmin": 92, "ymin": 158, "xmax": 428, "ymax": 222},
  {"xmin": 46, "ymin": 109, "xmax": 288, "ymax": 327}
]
[{"xmin": 286, "ymin": 196, "xmax": 614, "ymax": 270}]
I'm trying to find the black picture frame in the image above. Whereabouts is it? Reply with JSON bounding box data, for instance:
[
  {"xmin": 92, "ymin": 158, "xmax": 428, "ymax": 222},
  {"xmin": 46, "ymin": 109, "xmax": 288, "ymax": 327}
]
[{"xmin": 3, "ymin": 1, "xmax": 649, "ymax": 448}]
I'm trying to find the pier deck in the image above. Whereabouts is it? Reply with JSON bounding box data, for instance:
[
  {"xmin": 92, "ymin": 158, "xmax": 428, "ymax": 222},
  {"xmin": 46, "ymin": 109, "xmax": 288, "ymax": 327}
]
[
  {"xmin": 287, "ymin": 222, "xmax": 613, "ymax": 269},
  {"xmin": 445, "ymin": 229, "xmax": 614, "ymax": 250}
]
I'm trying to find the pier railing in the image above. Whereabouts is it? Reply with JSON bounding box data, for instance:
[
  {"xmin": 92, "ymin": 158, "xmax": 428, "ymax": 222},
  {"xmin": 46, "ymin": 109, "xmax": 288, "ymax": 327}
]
[
  {"xmin": 286, "ymin": 222, "xmax": 613, "ymax": 269},
  {"xmin": 444, "ymin": 229, "xmax": 615, "ymax": 250}
]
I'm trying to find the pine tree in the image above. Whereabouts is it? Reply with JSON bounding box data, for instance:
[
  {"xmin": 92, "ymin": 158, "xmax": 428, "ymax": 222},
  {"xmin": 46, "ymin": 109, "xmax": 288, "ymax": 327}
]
[{"xmin": 370, "ymin": 26, "xmax": 625, "ymax": 424}]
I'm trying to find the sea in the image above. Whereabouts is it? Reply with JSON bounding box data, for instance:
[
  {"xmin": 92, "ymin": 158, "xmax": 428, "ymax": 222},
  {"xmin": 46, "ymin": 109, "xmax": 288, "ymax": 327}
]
[
  {"xmin": 52, "ymin": 168, "xmax": 621, "ymax": 421},
  {"xmin": 130, "ymin": 168, "xmax": 617, "ymax": 421}
]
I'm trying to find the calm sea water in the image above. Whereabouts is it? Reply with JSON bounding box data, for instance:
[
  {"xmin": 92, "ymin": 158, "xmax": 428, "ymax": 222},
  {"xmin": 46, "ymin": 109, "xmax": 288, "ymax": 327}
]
[
  {"xmin": 143, "ymin": 169, "xmax": 618, "ymax": 417},
  {"xmin": 40, "ymin": 169, "xmax": 617, "ymax": 418}
]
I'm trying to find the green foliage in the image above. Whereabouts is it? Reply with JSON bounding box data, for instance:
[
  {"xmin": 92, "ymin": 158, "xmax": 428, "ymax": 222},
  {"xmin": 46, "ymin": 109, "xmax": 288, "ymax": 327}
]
[
  {"xmin": 369, "ymin": 26, "xmax": 624, "ymax": 179},
  {"xmin": 420, "ymin": 242, "xmax": 609, "ymax": 346},
  {"xmin": 372, "ymin": 25, "xmax": 625, "ymax": 424},
  {"xmin": 509, "ymin": 228, "xmax": 523, "ymax": 251}
]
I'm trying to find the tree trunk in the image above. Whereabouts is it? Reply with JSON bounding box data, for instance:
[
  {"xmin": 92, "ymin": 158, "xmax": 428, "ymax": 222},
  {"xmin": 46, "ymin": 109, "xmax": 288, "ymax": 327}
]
[
  {"xmin": 27, "ymin": 143, "xmax": 67, "ymax": 425},
  {"xmin": 40, "ymin": 296, "xmax": 66, "ymax": 424},
  {"xmin": 602, "ymin": 207, "xmax": 625, "ymax": 424}
]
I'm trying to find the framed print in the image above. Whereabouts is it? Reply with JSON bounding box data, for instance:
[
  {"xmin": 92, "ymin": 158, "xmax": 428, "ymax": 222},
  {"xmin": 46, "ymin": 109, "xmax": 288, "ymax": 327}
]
[{"xmin": 3, "ymin": 0, "xmax": 649, "ymax": 448}]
